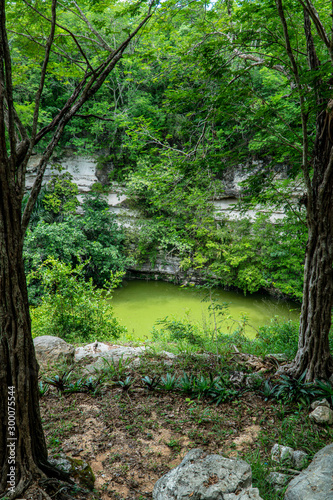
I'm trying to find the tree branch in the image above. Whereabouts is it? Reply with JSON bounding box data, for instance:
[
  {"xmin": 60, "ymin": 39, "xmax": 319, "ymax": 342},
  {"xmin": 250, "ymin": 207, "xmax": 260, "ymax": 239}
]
[
  {"xmin": 22, "ymin": 1, "xmax": 154, "ymax": 232},
  {"xmin": 72, "ymin": 1, "xmax": 112, "ymax": 52},
  {"xmin": 275, "ymin": 0, "xmax": 313, "ymax": 221},
  {"xmin": 23, "ymin": 0, "xmax": 95, "ymax": 73},
  {"xmin": 298, "ymin": 0, "xmax": 333, "ymax": 62}
]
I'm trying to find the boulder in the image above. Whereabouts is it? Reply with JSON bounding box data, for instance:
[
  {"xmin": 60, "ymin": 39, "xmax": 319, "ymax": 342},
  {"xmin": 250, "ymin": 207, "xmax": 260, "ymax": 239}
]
[
  {"xmin": 49, "ymin": 456, "xmax": 95, "ymax": 490},
  {"xmin": 309, "ymin": 406, "xmax": 333, "ymax": 425},
  {"xmin": 292, "ymin": 450, "xmax": 308, "ymax": 470},
  {"xmin": 271, "ymin": 444, "xmax": 294, "ymax": 464},
  {"xmin": 266, "ymin": 472, "xmax": 289, "ymax": 492},
  {"xmin": 229, "ymin": 371, "xmax": 246, "ymax": 386},
  {"xmin": 153, "ymin": 448, "xmax": 264, "ymax": 500},
  {"xmin": 285, "ymin": 444, "xmax": 333, "ymax": 499},
  {"xmin": 310, "ymin": 399, "xmax": 330, "ymax": 410},
  {"xmin": 245, "ymin": 373, "xmax": 264, "ymax": 389},
  {"xmin": 33, "ymin": 336, "xmax": 75, "ymax": 369},
  {"xmin": 74, "ymin": 342, "xmax": 123, "ymax": 362}
]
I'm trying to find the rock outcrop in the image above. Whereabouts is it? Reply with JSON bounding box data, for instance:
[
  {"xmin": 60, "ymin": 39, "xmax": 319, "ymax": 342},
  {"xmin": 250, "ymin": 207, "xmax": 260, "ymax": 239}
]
[
  {"xmin": 153, "ymin": 448, "xmax": 263, "ymax": 500},
  {"xmin": 33, "ymin": 335, "xmax": 75, "ymax": 369},
  {"xmin": 284, "ymin": 444, "xmax": 333, "ymax": 500}
]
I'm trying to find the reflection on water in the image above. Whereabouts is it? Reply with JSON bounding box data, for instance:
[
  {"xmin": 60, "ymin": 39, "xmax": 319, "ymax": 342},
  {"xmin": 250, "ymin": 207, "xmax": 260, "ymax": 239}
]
[{"xmin": 111, "ymin": 280, "xmax": 300, "ymax": 340}]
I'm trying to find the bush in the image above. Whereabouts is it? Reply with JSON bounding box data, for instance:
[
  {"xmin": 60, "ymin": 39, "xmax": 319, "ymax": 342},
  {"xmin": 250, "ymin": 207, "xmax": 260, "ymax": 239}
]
[
  {"xmin": 29, "ymin": 258, "xmax": 126, "ymax": 343},
  {"xmin": 250, "ymin": 318, "xmax": 300, "ymax": 359},
  {"xmin": 153, "ymin": 317, "xmax": 204, "ymax": 346}
]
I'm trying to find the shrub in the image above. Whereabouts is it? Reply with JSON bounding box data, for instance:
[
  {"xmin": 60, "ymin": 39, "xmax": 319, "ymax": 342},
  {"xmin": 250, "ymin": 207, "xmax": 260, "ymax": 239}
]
[
  {"xmin": 250, "ymin": 318, "xmax": 300, "ymax": 359},
  {"xmin": 29, "ymin": 258, "xmax": 126, "ymax": 343},
  {"xmin": 154, "ymin": 317, "xmax": 204, "ymax": 345}
]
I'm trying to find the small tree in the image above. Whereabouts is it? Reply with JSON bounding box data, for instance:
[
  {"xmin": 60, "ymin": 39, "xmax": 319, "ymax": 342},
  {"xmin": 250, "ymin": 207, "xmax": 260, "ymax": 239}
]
[{"xmin": 0, "ymin": 0, "xmax": 153, "ymax": 497}]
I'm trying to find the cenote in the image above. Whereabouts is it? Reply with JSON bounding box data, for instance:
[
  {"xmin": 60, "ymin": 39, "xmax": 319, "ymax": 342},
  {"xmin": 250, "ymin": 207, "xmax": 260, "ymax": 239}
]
[{"xmin": 111, "ymin": 280, "xmax": 300, "ymax": 341}]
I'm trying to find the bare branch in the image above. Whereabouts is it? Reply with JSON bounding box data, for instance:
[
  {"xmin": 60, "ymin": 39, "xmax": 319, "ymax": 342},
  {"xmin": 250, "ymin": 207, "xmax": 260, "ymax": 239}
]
[
  {"xmin": 31, "ymin": 0, "xmax": 57, "ymax": 143},
  {"xmin": 8, "ymin": 30, "xmax": 87, "ymax": 69},
  {"xmin": 232, "ymin": 48, "xmax": 290, "ymax": 77}
]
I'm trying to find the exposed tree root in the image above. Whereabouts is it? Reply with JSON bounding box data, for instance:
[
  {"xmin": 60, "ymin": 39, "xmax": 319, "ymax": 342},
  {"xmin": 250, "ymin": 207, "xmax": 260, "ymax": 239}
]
[
  {"xmin": 1, "ymin": 477, "xmax": 94, "ymax": 500},
  {"xmin": 275, "ymin": 359, "xmax": 333, "ymax": 382}
]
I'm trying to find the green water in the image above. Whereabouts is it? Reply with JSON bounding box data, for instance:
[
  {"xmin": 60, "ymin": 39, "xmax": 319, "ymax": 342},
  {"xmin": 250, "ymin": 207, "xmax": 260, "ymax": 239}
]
[{"xmin": 111, "ymin": 280, "xmax": 300, "ymax": 340}]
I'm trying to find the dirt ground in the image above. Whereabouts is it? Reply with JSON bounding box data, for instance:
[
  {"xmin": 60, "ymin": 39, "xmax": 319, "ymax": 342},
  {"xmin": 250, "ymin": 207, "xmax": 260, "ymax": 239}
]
[{"xmin": 40, "ymin": 382, "xmax": 274, "ymax": 499}]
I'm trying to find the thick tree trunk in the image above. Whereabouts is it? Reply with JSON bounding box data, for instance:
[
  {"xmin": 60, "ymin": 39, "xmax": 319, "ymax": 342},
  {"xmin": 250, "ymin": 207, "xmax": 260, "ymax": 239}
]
[
  {"xmin": 287, "ymin": 103, "xmax": 333, "ymax": 381},
  {"xmin": 0, "ymin": 167, "xmax": 66, "ymax": 498}
]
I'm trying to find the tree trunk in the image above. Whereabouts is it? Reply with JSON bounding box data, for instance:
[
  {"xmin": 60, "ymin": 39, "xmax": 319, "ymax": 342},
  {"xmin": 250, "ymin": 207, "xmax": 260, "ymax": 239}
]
[
  {"xmin": 0, "ymin": 166, "xmax": 66, "ymax": 498},
  {"xmin": 287, "ymin": 103, "xmax": 333, "ymax": 381}
]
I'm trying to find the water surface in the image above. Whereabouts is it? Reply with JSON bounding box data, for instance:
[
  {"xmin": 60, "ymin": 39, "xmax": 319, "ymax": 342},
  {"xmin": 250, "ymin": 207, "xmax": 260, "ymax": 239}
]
[{"xmin": 111, "ymin": 280, "xmax": 300, "ymax": 340}]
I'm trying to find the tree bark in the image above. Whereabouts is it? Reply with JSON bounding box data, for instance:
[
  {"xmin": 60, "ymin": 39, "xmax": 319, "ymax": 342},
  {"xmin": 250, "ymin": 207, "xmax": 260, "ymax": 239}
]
[
  {"xmin": 287, "ymin": 102, "xmax": 333, "ymax": 381},
  {"xmin": 0, "ymin": 0, "xmax": 154, "ymax": 495},
  {"xmin": 0, "ymin": 166, "xmax": 70, "ymax": 497}
]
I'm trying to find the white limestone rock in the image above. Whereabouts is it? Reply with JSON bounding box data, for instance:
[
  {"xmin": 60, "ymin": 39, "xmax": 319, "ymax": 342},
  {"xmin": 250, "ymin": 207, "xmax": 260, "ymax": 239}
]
[
  {"xmin": 266, "ymin": 472, "xmax": 289, "ymax": 492},
  {"xmin": 285, "ymin": 443, "xmax": 333, "ymax": 499},
  {"xmin": 309, "ymin": 406, "xmax": 333, "ymax": 425},
  {"xmin": 310, "ymin": 399, "xmax": 330, "ymax": 410},
  {"xmin": 292, "ymin": 450, "xmax": 308, "ymax": 470},
  {"xmin": 271, "ymin": 444, "xmax": 294, "ymax": 463},
  {"xmin": 153, "ymin": 448, "xmax": 264, "ymax": 500},
  {"xmin": 33, "ymin": 335, "xmax": 75, "ymax": 369}
]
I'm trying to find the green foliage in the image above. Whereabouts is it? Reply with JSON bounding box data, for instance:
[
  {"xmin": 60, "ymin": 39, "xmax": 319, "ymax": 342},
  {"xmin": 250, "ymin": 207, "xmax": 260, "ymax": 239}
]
[
  {"xmin": 250, "ymin": 319, "xmax": 300, "ymax": 360},
  {"xmin": 272, "ymin": 372, "xmax": 319, "ymax": 406},
  {"xmin": 99, "ymin": 355, "xmax": 131, "ymax": 382},
  {"xmin": 154, "ymin": 317, "xmax": 204, "ymax": 346},
  {"xmin": 208, "ymin": 378, "xmax": 239, "ymax": 406},
  {"xmin": 126, "ymin": 166, "xmax": 306, "ymax": 298},
  {"xmin": 117, "ymin": 376, "xmax": 133, "ymax": 391},
  {"xmin": 44, "ymin": 369, "xmax": 73, "ymax": 393},
  {"xmin": 44, "ymin": 370, "xmax": 102, "ymax": 395},
  {"xmin": 142, "ymin": 375, "xmax": 161, "ymax": 391},
  {"xmin": 38, "ymin": 381, "xmax": 49, "ymax": 397},
  {"xmin": 160, "ymin": 373, "xmax": 178, "ymax": 391},
  {"xmin": 178, "ymin": 372, "xmax": 196, "ymax": 394},
  {"xmin": 29, "ymin": 258, "xmax": 126, "ymax": 343},
  {"xmin": 42, "ymin": 169, "xmax": 79, "ymax": 219},
  {"xmin": 315, "ymin": 380, "xmax": 333, "ymax": 407},
  {"xmin": 24, "ymin": 192, "xmax": 131, "ymax": 302}
]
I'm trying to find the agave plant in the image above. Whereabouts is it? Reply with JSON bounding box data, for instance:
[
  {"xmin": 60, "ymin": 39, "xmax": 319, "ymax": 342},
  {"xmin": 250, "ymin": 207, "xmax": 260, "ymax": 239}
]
[
  {"xmin": 160, "ymin": 373, "xmax": 178, "ymax": 391},
  {"xmin": 208, "ymin": 377, "xmax": 238, "ymax": 405},
  {"xmin": 142, "ymin": 375, "xmax": 161, "ymax": 391},
  {"xmin": 38, "ymin": 380, "xmax": 49, "ymax": 397},
  {"xmin": 45, "ymin": 369, "xmax": 73, "ymax": 393},
  {"xmin": 178, "ymin": 372, "xmax": 196, "ymax": 394},
  {"xmin": 117, "ymin": 376, "xmax": 133, "ymax": 391}
]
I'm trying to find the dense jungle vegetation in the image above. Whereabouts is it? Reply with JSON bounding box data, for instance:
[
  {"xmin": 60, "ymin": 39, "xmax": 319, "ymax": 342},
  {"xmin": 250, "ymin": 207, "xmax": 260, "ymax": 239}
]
[{"xmin": 19, "ymin": 0, "xmax": 314, "ymax": 308}]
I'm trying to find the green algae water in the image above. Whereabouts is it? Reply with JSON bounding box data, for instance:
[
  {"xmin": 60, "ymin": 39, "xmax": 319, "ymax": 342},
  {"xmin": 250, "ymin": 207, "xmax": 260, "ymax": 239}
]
[{"xmin": 111, "ymin": 280, "xmax": 300, "ymax": 341}]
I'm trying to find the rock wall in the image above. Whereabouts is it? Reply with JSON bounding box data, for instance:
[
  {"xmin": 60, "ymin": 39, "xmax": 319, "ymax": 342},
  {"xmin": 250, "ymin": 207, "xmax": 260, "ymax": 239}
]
[
  {"xmin": 26, "ymin": 153, "xmax": 303, "ymax": 281},
  {"xmin": 26, "ymin": 152, "xmax": 301, "ymax": 223}
]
